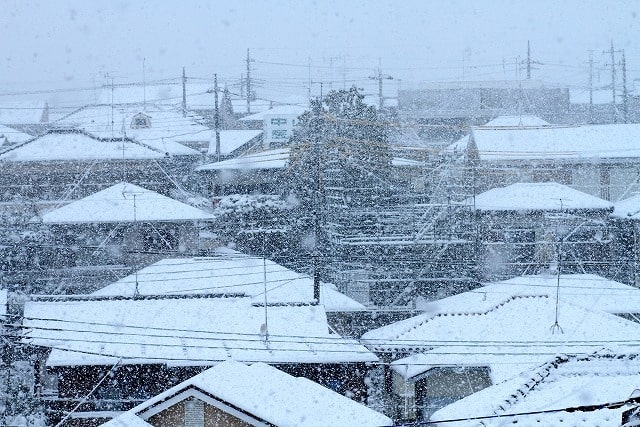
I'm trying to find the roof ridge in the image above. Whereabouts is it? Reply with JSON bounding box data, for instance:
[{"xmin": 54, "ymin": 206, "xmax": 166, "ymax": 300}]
[{"xmin": 393, "ymin": 294, "xmax": 548, "ymax": 342}]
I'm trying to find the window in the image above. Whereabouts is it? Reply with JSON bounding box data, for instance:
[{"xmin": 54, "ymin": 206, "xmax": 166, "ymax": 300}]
[{"xmin": 272, "ymin": 129, "xmax": 287, "ymax": 139}]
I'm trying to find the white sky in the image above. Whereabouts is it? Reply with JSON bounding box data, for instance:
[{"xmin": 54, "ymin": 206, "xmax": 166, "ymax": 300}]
[{"xmin": 2, "ymin": 0, "xmax": 639, "ymax": 105}]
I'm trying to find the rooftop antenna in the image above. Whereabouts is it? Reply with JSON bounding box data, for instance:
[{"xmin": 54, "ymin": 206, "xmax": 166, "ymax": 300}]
[
  {"xmin": 214, "ymin": 73, "xmax": 221, "ymax": 161},
  {"xmin": 143, "ymin": 57, "xmax": 146, "ymax": 111},
  {"xmin": 121, "ymin": 117, "xmax": 126, "ymax": 182},
  {"xmin": 261, "ymin": 232, "xmax": 269, "ymax": 342},
  {"xmin": 550, "ymin": 198, "xmax": 564, "ymax": 334}
]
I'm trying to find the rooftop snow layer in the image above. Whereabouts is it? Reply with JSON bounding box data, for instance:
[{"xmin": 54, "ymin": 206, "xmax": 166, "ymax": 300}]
[
  {"xmin": 362, "ymin": 293, "xmax": 640, "ymax": 354},
  {"xmin": 483, "ymin": 115, "xmax": 551, "ymax": 127},
  {"xmin": 465, "ymin": 182, "xmax": 613, "ymax": 211},
  {"xmin": 207, "ymin": 129, "xmax": 262, "ymax": 155},
  {"xmin": 430, "ymin": 354, "xmax": 640, "ymax": 426},
  {"xmin": 0, "ymin": 132, "xmax": 165, "ymax": 161},
  {"xmin": 91, "ymin": 249, "xmax": 365, "ymax": 312},
  {"xmin": 107, "ymin": 361, "xmax": 393, "ymax": 427},
  {"xmin": 38, "ymin": 182, "xmax": 214, "ymax": 223},
  {"xmin": 239, "ymin": 105, "xmax": 308, "ymax": 121},
  {"xmin": 612, "ymin": 193, "xmax": 640, "ymax": 219},
  {"xmin": 448, "ymin": 123, "xmax": 640, "ymax": 161},
  {"xmin": 24, "ymin": 298, "xmax": 377, "ymax": 367},
  {"xmin": 196, "ymin": 147, "xmax": 290, "ymax": 171}
]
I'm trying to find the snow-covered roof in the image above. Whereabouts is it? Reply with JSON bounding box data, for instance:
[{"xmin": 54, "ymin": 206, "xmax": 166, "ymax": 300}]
[
  {"xmin": 207, "ymin": 129, "xmax": 262, "ymax": 155},
  {"xmin": 388, "ymin": 127, "xmax": 429, "ymax": 150},
  {"xmin": 612, "ymin": 194, "xmax": 640, "ymax": 219},
  {"xmin": 38, "ymin": 182, "xmax": 214, "ymax": 224},
  {"xmin": 570, "ymin": 88, "xmax": 620, "ymax": 105},
  {"xmin": 100, "ymin": 412, "xmax": 153, "ymax": 427},
  {"xmin": 448, "ymin": 123, "xmax": 640, "ymax": 161},
  {"xmin": 362, "ymin": 292, "xmax": 640, "ymax": 355},
  {"xmin": 392, "ymin": 157, "xmax": 424, "ymax": 167},
  {"xmin": 23, "ymin": 298, "xmax": 376, "ymax": 367},
  {"xmin": 483, "ymin": 115, "xmax": 551, "ymax": 127},
  {"xmin": 0, "ymin": 124, "xmax": 33, "ymax": 145},
  {"xmin": 91, "ymin": 249, "xmax": 365, "ymax": 312},
  {"xmin": 0, "ymin": 101, "xmax": 50, "ymax": 124},
  {"xmin": 0, "ymin": 289, "xmax": 7, "ymax": 318},
  {"xmin": 196, "ymin": 147, "xmax": 290, "ymax": 171},
  {"xmin": 466, "ymin": 182, "xmax": 613, "ymax": 211},
  {"xmin": 477, "ymin": 274, "xmax": 640, "ymax": 315},
  {"xmin": 197, "ymin": 146, "xmax": 420, "ymax": 172},
  {"xmin": 106, "ymin": 361, "xmax": 392, "ymax": 427},
  {"xmin": 391, "ymin": 346, "xmax": 550, "ymax": 385},
  {"xmin": 0, "ymin": 131, "xmax": 165, "ymax": 162},
  {"xmin": 239, "ymin": 105, "xmax": 308, "ymax": 121},
  {"xmin": 430, "ymin": 354, "xmax": 640, "ymax": 426},
  {"xmin": 55, "ymin": 105, "xmax": 206, "ymax": 155}
]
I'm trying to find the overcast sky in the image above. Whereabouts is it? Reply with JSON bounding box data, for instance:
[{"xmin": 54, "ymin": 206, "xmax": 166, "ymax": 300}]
[{"xmin": 2, "ymin": 0, "xmax": 639, "ymax": 105}]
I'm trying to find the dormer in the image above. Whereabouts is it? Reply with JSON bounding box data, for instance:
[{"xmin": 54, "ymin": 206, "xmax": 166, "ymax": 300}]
[{"xmin": 131, "ymin": 112, "xmax": 151, "ymax": 129}]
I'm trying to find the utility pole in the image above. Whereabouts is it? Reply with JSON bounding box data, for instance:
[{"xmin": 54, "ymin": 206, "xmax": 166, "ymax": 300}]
[
  {"xmin": 182, "ymin": 67, "xmax": 187, "ymax": 117},
  {"xmin": 214, "ymin": 73, "xmax": 221, "ymax": 161},
  {"xmin": 588, "ymin": 51, "xmax": 594, "ymax": 124},
  {"xmin": 142, "ymin": 58, "xmax": 146, "ymax": 111},
  {"xmin": 312, "ymin": 100, "xmax": 322, "ymax": 304},
  {"xmin": 622, "ymin": 50, "xmax": 628, "ymax": 123},
  {"xmin": 527, "ymin": 40, "xmax": 531, "ymax": 79},
  {"xmin": 369, "ymin": 60, "xmax": 393, "ymax": 110},
  {"xmin": 246, "ymin": 48, "xmax": 252, "ymax": 114},
  {"xmin": 604, "ymin": 41, "xmax": 622, "ymax": 123}
]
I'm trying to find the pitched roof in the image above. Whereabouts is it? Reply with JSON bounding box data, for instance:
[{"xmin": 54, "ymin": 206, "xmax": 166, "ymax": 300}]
[
  {"xmin": 55, "ymin": 105, "xmax": 206, "ymax": 155},
  {"xmin": 105, "ymin": 361, "xmax": 392, "ymax": 427},
  {"xmin": 39, "ymin": 182, "xmax": 214, "ymax": 224},
  {"xmin": 196, "ymin": 147, "xmax": 290, "ymax": 171},
  {"xmin": 612, "ymin": 194, "xmax": 640, "ymax": 219},
  {"xmin": 430, "ymin": 354, "xmax": 640, "ymax": 426},
  {"xmin": 362, "ymin": 293, "xmax": 640, "ymax": 354},
  {"xmin": 466, "ymin": 182, "xmax": 613, "ymax": 211},
  {"xmin": 239, "ymin": 105, "xmax": 308, "ymax": 121},
  {"xmin": 207, "ymin": 129, "xmax": 262, "ymax": 155},
  {"xmin": 0, "ymin": 131, "xmax": 165, "ymax": 162},
  {"xmin": 23, "ymin": 297, "xmax": 376, "ymax": 367},
  {"xmin": 448, "ymin": 123, "xmax": 640, "ymax": 161},
  {"xmin": 386, "ymin": 273, "xmax": 640, "ymax": 383},
  {"xmin": 0, "ymin": 124, "xmax": 33, "ymax": 145},
  {"xmin": 91, "ymin": 249, "xmax": 365, "ymax": 312},
  {"xmin": 483, "ymin": 115, "xmax": 551, "ymax": 127}
]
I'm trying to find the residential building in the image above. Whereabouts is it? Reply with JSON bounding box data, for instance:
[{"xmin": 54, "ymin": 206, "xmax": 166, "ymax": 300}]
[{"xmin": 102, "ymin": 360, "xmax": 393, "ymax": 427}]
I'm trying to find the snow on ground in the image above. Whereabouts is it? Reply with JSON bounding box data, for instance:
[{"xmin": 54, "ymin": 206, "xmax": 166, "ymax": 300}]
[{"xmin": 107, "ymin": 360, "xmax": 393, "ymax": 427}]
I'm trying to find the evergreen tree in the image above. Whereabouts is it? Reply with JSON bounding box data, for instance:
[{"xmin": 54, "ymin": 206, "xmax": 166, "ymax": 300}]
[{"xmin": 286, "ymin": 87, "xmax": 393, "ymax": 277}]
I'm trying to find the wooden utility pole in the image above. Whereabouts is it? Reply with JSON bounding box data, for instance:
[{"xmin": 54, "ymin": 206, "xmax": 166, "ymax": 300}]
[
  {"xmin": 588, "ymin": 51, "xmax": 594, "ymax": 124},
  {"xmin": 604, "ymin": 41, "xmax": 622, "ymax": 122},
  {"xmin": 370, "ymin": 61, "xmax": 393, "ymax": 110},
  {"xmin": 214, "ymin": 73, "xmax": 221, "ymax": 161},
  {"xmin": 182, "ymin": 67, "xmax": 187, "ymax": 117},
  {"xmin": 246, "ymin": 48, "xmax": 252, "ymax": 114},
  {"xmin": 622, "ymin": 50, "xmax": 628, "ymax": 123},
  {"xmin": 312, "ymin": 100, "xmax": 322, "ymax": 304},
  {"xmin": 527, "ymin": 40, "xmax": 531, "ymax": 79}
]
